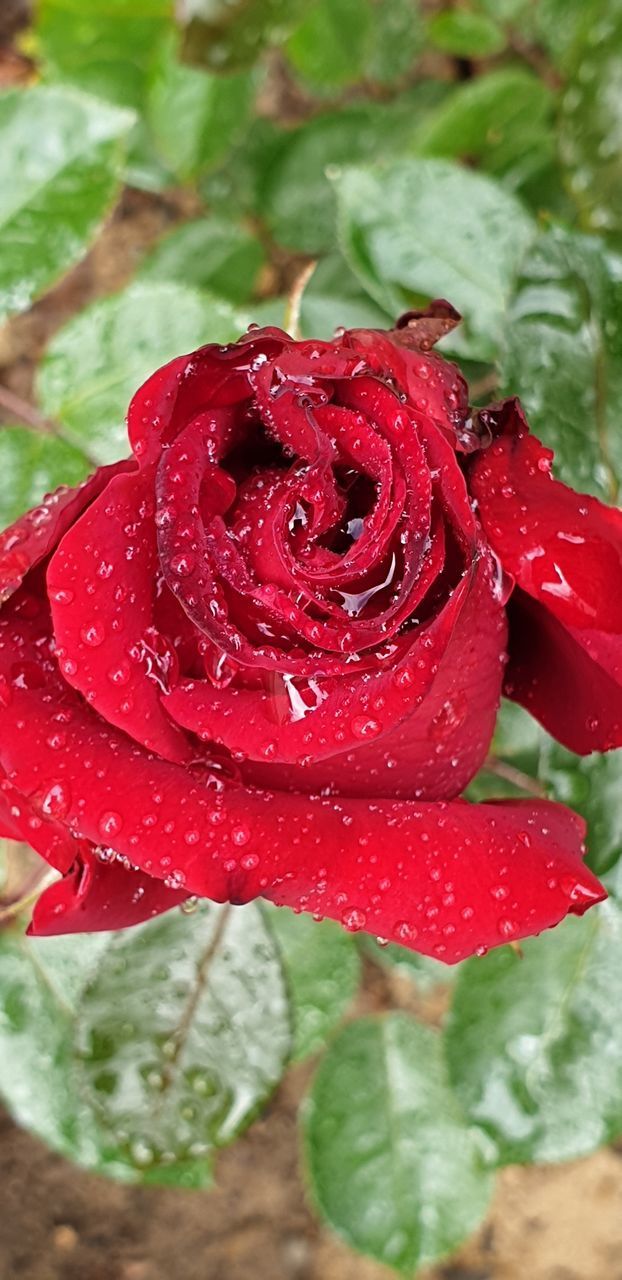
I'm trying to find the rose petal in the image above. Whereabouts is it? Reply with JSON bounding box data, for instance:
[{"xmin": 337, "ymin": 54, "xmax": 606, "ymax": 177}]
[
  {"xmin": 48, "ymin": 467, "xmax": 192, "ymax": 763},
  {"xmin": 0, "ymin": 608, "xmax": 603, "ymax": 960},
  {"xmin": 0, "ymin": 461, "xmax": 132, "ymax": 603},
  {"xmin": 470, "ymin": 399, "xmax": 622, "ymax": 751},
  {"xmin": 29, "ymin": 850, "xmax": 187, "ymax": 936}
]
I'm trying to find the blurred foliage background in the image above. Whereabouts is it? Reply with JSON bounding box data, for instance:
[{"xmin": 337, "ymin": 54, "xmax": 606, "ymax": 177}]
[{"xmin": 3, "ymin": 2, "xmax": 622, "ymax": 1277}]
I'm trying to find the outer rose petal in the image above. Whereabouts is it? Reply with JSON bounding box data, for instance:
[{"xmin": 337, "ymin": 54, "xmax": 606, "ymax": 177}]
[
  {"xmin": 48, "ymin": 466, "xmax": 192, "ymax": 764},
  {"xmin": 0, "ymin": 462, "xmax": 133, "ymax": 602},
  {"xmin": 470, "ymin": 399, "xmax": 622, "ymax": 752},
  {"xmin": 0, "ymin": 611, "xmax": 604, "ymax": 961},
  {"xmin": 29, "ymin": 852, "xmax": 187, "ymax": 937}
]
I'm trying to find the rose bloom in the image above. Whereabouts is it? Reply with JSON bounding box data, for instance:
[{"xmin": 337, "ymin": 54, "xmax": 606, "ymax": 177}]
[{"xmin": 0, "ymin": 304, "xmax": 617, "ymax": 961}]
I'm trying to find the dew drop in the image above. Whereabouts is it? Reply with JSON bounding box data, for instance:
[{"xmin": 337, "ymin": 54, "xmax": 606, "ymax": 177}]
[
  {"xmin": 81, "ymin": 622, "xmax": 105, "ymax": 647},
  {"xmin": 341, "ymin": 907, "xmax": 367, "ymax": 932},
  {"xmin": 98, "ymin": 810, "xmax": 123, "ymax": 839},
  {"xmin": 351, "ymin": 715, "xmax": 382, "ymax": 740}
]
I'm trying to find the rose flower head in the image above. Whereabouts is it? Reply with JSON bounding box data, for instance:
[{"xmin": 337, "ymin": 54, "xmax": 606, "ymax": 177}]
[{"xmin": 0, "ymin": 303, "xmax": 615, "ymax": 962}]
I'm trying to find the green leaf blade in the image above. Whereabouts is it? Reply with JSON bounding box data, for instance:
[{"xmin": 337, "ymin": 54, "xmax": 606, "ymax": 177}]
[
  {"xmin": 446, "ymin": 902, "xmax": 622, "ymax": 1165},
  {"xmin": 304, "ymin": 1013, "xmax": 493, "ymax": 1274},
  {"xmin": 335, "ymin": 157, "xmax": 536, "ymax": 360},
  {"xmin": 263, "ymin": 905, "xmax": 361, "ymax": 1060},
  {"xmin": 0, "ymin": 86, "xmax": 133, "ymax": 323}
]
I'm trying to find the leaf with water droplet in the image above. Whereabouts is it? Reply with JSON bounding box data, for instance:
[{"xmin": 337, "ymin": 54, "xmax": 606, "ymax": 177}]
[
  {"xmin": 0, "ymin": 86, "xmax": 134, "ymax": 324},
  {"xmin": 37, "ymin": 281, "xmax": 248, "ymax": 463},
  {"xmin": 263, "ymin": 905, "xmax": 361, "ymax": 1060},
  {"xmin": 75, "ymin": 902, "xmax": 291, "ymax": 1174},
  {"xmin": 334, "ymin": 157, "xmax": 536, "ymax": 360},
  {"xmin": 0, "ymin": 428, "xmax": 90, "ymax": 531},
  {"xmin": 139, "ymin": 218, "xmax": 265, "ymax": 304},
  {"xmin": 446, "ymin": 899, "xmax": 622, "ymax": 1164},
  {"xmin": 559, "ymin": 6, "xmax": 622, "ymax": 233},
  {"xmin": 304, "ymin": 1013, "xmax": 493, "ymax": 1273},
  {"xmin": 500, "ymin": 225, "xmax": 622, "ymax": 501}
]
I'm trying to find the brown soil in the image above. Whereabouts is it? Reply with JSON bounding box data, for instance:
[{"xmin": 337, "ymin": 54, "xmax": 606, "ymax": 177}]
[{"xmin": 2, "ymin": 9, "xmax": 622, "ymax": 1279}]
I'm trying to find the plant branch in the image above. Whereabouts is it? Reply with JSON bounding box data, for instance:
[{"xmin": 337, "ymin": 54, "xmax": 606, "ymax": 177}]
[
  {"xmin": 484, "ymin": 754, "xmax": 547, "ymax": 798},
  {"xmin": 0, "ymin": 383, "xmax": 98, "ymax": 468}
]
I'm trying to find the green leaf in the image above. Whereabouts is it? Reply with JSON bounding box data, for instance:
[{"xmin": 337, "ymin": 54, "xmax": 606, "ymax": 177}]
[
  {"xmin": 37, "ymin": 0, "xmax": 171, "ymax": 110},
  {"xmin": 0, "ymin": 904, "xmax": 291, "ymax": 1184},
  {"xmin": 0, "ymin": 428, "xmax": 91, "ymax": 529},
  {"xmin": 365, "ymin": 0, "xmax": 424, "ymax": 86},
  {"xmin": 410, "ymin": 69, "xmax": 554, "ymax": 192},
  {"xmin": 0, "ymin": 86, "xmax": 133, "ymax": 324},
  {"xmin": 362, "ymin": 937, "xmax": 460, "ymax": 992},
  {"xmin": 178, "ymin": 0, "xmax": 312, "ymax": 72},
  {"xmin": 500, "ymin": 225, "xmax": 622, "ymax": 501},
  {"xmin": 77, "ymin": 903, "xmax": 290, "ymax": 1174},
  {"xmin": 146, "ymin": 36, "xmax": 255, "ymax": 181},
  {"xmin": 37, "ymin": 281, "xmax": 247, "ymax": 463},
  {"xmin": 286, "ymin": 0, "xmax": 372, "ymax": 90},
  {"xmin": 139, "ymin": 218, "xmax": 265, "ymax": 303},
  {"xmin": 559, "ymin": 7, "xmax": 622, "ymax": 233},
  {"xmin": 446, "ymin": 901, "xmax": 622, "ymax": 1165},
  {"xmin": 263, "ymin": 905, "xmax": 361, "ymax": 1060},
  {"xmin": 304, "ymin": 1013, "xmax": 493, "ymax": 1274},
  {"xmin": 36, "ymin": 0, "xmax": 173, "ymax": 190},
  {"xmin": 298, "ymin": 254, "xmax": 393, "ymax": 339},
  {"xmin": 0, "ymin": 928, "xmax": 132, "ymax": 1176},
  {"xmin": 260, "ymin": 91, "xmax": 446, "ymax": 254},
  {"xmin": 426, "ymin": 9, "xmax": 506, "ymax": 57},
  {"xmin": 335, "ymin": 157, "xmax": 535, "ymax": 360}
]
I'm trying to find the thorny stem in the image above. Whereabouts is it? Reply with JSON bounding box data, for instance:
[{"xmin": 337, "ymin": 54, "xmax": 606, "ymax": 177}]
[
  {"xmin": 484, "ymin": 754, "xmax": 547, "ymax": 798},
  {"xmin": 0, "ymin": 383, "xmax": 98, "ymax": 469}
]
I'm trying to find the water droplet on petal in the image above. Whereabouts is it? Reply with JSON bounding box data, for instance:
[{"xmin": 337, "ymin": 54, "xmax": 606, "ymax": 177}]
[{"xmin": 98, "ymin": 810, "xmax": 123, "ymax": 839}]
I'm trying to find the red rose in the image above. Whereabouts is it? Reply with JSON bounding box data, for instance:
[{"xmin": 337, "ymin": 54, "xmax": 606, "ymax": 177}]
[{"xmin": 0, "ymin": 307, "xmax": 611, "ymax": 961}]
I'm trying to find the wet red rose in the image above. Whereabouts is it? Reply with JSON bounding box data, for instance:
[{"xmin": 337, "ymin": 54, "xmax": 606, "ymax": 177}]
[{"xmin": 0, "ymin": 307, "xmax": 612, "ymax": 961}]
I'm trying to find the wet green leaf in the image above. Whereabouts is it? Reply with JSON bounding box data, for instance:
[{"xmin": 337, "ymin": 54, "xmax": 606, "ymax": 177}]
[
  {"xmin": 0, "ymin": 428, "xmax": 90, "ymax": 529},
  {"xmin": 286, "ymin": 0, "xmax": 372, "ymax": 90},
  {"xmin": 410, "ymin": 69, "xmax": 554, "ymax": 192},
  {"xmin": 335, "ymin": 157, "xmax": 535, "ymax": 360},
  {"xmin": 426, "ymin": 9, "xmax": 506, "ymax": 57},
  {"xmin": 178, "ymin": 0, "xmax": 311, "ymax": 72},
  {"xmin": 0, "ymin": 928, "xmax": 133, "ymax": 1177},
  {"xmin": 304, "ymin": 1014, "xmax": 493, "ymax": 1273},
  {"xmin": 146, "ymin": 37, "xmax": 255, "ymax": 181},
  {"xmin": 0, "ymin": 86, "xmax": 133, "ymax": 323},
  {"xmin": 261, "ymin": 90, "xmax": 446, "ymax": 254},
  {"xmin": 0, "ymin": 904, "xmax": 291, "ymax": 1183},
  {"xmin": 365, "ymin": 0, "xmax": 424, "ymax": 85},
  {"xmin": 36, "ymin": 0, "xmax": 173, "ymax": 190},
  {"xmin": 298, "ymin": 254, "xmax": 392, "ymax": 339},
  {"xmin": 37, "ymin": 281, "xmax": 247, "ymax": 463},
  {"xmin": 37, "ymin": 0, "xmax": 171, "ymax": 110},
  {"xmin": 139, "ymin": 218, "xmax": 265, "ymax": 303},
  {"xmin": 500, "ymin": 225, "xmax": 622, "ymax": 501},
  {"xmin": 446, "ymin": 901, "xmax": 622, "ymax": 1165},
  {"xmin": 77, "ymin": 904, "xmax": 290, "ymax": 1173},
  {"xmin": 263, "ymin": 905, "xmax": 361, "ymax": 1060},
  {"xmin": 560, "ymin": 7, "xmax": 622, "ymax": 233}
]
